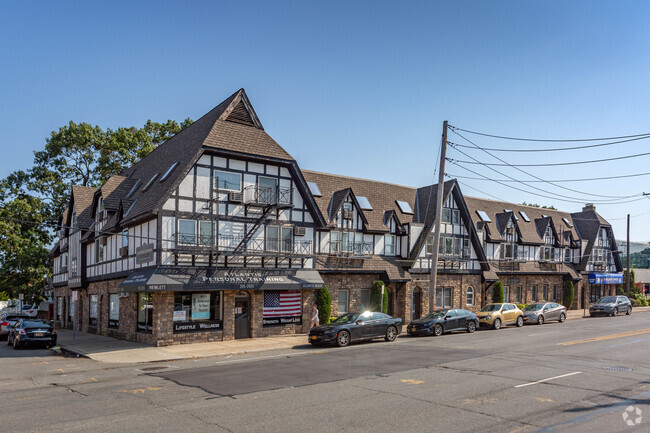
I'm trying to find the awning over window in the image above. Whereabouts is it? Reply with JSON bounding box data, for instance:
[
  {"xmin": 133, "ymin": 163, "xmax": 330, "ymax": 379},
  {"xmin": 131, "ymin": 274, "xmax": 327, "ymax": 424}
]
[
  {"xmin": 119, "ymin": 266, "xmax": 324, "ymax": 293},
  {"xmin": 588, "ymin": 273, "xmax": 623, "ymax": 285}
]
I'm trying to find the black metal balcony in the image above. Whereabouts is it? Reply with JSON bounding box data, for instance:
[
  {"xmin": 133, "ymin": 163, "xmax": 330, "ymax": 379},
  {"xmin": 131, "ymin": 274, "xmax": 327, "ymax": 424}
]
[
  {"xmin": 329, "ymin": 240, "xmax": 373, "ymax": 257},
  {"xmin": 243, "ymin": 185, "xmax": 293, "ymax": 209}
]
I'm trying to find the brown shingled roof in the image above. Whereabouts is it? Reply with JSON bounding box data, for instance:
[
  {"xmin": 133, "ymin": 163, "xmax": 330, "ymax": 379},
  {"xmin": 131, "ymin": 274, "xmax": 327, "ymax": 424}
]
[
  {"xmin": 314, "ymin": 255, "xmax": 411, "ymax": 282},
  {"xmin": 70, "ymin": 185, "xmax": 98, "ymax": 230},
  {"xmin": 302, "ymin": 170, "xmax": 417, "ymax": 233}
]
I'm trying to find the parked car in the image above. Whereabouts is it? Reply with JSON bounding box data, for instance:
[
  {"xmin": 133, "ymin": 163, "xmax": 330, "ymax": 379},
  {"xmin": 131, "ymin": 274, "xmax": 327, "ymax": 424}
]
[
  {"xmin": 522, "ymin": 302, "xmax": 567, "ymax": 325},
  {"xmin": 407, "ymin": 309, "xmax": 478, "ymax": 336},
  {"xmin": 7, "ymin": 319, "xmax": 57, "ymax": 349},
  {"xmin": 477, "ymin": 303, "xmax": 524, "ymax": 329},
  {"xmin": 21, "ymin": 304, "xmax": 39, "ymax": 318},
  {"xmin": 308, "ymin": 311, "xmax": 402, "ymax": 347},
  {"xmin": 0, "ymin": 313, "xmax": 28, "ymax": 340},
  {"xmin": 589, "ymin": 296, "xmax": 632, "ymax": 317}
]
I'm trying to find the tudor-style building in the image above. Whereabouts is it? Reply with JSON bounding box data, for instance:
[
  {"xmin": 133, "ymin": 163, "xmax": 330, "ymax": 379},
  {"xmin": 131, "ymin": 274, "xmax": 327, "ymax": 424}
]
[{"xmin": 51, "ymin": 88, "xmax": 624, "ymax": 345}]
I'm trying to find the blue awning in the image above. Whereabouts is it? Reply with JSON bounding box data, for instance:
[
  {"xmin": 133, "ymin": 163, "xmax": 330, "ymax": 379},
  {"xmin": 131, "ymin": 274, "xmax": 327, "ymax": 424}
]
[{"xmin": 588, "ymin": 273, "xmax": 623, "ymax": 285}]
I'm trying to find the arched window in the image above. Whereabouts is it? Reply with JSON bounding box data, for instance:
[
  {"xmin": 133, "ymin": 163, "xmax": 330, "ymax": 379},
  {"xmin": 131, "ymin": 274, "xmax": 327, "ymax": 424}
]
[{"xmin": 466, "ymin": 287, "xmax": 475, "ymax": 306}]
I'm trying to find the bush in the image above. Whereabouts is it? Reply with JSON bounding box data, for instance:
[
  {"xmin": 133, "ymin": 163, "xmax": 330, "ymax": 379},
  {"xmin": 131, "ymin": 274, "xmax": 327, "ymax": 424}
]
[
  {"xmin": 314, "ymin": 286, "xmax": 332, "ymax": 324},
  {"xmin": 516, "ymin": 304, "xmax": 526, "ymax": 310},
  {"xmin": 492, "ymin": 281, "xmax": 504, "ymax": 303},
  {"xmin": 370, "ymin": 281, "xmax": 388, "ymax": 313},
  {"xmin": 634, "ymin": 293, "xmax": 648, "ymax": 307},
  {"xmin": 563, "ymin": 281, "xmax": 574, "ymax": 309}
]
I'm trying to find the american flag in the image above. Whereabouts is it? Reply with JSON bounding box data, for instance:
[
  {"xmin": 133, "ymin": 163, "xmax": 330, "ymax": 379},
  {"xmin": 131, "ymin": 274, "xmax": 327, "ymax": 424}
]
[{"xmin": 263, "ymin": 291, "xmax": 302, "ymax": 318}]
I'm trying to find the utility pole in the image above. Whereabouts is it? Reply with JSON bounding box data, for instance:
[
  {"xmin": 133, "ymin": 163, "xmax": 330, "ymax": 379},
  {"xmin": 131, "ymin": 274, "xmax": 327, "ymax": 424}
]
[
  {"xmin": 429, "ymin": 121, "xmax": 448, "ymax": 313},
  {"xmin": 626, "ymin": 213, "xmax": 631, "ymax": 298}
]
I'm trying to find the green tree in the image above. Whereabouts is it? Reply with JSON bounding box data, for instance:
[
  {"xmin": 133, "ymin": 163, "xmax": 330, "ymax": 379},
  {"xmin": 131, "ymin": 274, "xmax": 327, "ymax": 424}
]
[
  {"xmin": 492, "ymin": 281, "xmax": 504, "ymax": 303},
  {"xmin": 370, "ymin": 280, "xmax": 388, "ymax": 313},
  {"xmin": 563, "ymin": 281, "xmax": 574, "ymax": 309},
  {"xmin": 314, "ymin": 286, "xmax": 332, "ymax": 324}
]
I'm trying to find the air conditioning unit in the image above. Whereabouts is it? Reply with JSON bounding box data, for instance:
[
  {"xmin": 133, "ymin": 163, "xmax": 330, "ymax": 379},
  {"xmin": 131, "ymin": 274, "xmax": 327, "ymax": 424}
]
[
  {"xmin": 229, "ymin": 192, "xmax": 242, "ymax": 203},
  {"xmin": 119, "ymin": 246, "xmax": 129, "ymax": 257},
  {"xmin": 293, "ymin": 226, "xmax": 306, "ymax": 236},
  {"xmin": 343, "ymin": 209, "xmax": 353, "ymax": 220}
]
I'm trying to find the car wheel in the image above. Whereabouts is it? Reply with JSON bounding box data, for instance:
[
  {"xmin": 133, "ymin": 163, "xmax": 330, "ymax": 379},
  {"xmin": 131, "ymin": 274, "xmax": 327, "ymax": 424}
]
[
  {"xmin": 613, "ymin": 308, "xmax": 618, "ymax": 317},
  {"xmin": 516, "ymin": 316, "xmax": 524, "ymax": 327},
  {"xmin": 385, "ymin": 326, "xmax": 398, "ymax": 342},
  {"xmin": 467, "ymin": 321, "xmax": 476, "ymax": 333},
  {"xmin": 7, "ymin": 335, "xmax": 12, "ymax": 346},
  {"xmin": 336, "ymin": 330, "xmax": 350, "ymax": 347},
  {"xmin": 537, "ymin": 315, "xmax": 544, "ymax": 325},
  {"xmin": 433, "ymin": 324, "xmax": 443, "ymax": 336},
  {"xmin": 559, "ymin": 313, "xmax": 566, "ymax": 323},
  {"xmin": 492, "ymin": 318, "xmax": 501, "ymax": 330},
  {"xmin": 626, "ymin": 307, "xmax": 632, "ymax": 315}
]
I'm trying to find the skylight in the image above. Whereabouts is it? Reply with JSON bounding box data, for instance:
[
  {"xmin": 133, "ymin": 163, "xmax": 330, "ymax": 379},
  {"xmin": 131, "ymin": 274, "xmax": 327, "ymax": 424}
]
[
  {"xmin": 126, "ymin": 179, "xmax": 141, "ymax": 199},
  {"xmin": 542, "ymin": 214, "xmax": 549, "ymax": 218},
  {"xmin": 396, "ymin": 200, "xmax": 413, "ymax": 214},
  {"xmin": 142, "ymin": 173, "xmax": 159, "ymax": 192},
  {"xmin": 504, "ymin": 209, "xmax": 518, "ymax": 220},
  {"xmin": 124, "ymin": 200, "xmax": 138, "ymax": 217},
  {"xmin": 307, "ymin": 181, "xmax": 322, "ymax": 197},
  {"xmin": 562, "ymin": 217, "xmax": 573, "ymax": 228},
  {"xmin": 357, "ymin": 196, "xmax": 373, "ymax": 210},
  {"xmin": 476, "ymin": 210, "xmax": 492, "ymax": 222},
  {"xmin": 159, "ymin": 162, "xmax": 179, "ymax": 182},
  {"xmin": 519, "ymin": 211, "xmax": 530, "ymax": 222}
]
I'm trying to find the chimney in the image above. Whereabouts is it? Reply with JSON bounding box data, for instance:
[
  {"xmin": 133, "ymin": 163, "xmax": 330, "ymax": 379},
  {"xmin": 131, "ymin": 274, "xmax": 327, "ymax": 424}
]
[{"xmin": 583, "ymin": 203, "xmax": 596, "ymax": 212}]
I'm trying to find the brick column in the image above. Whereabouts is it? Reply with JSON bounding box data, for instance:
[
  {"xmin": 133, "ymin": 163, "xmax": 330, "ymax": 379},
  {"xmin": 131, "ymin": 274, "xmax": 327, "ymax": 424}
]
[
  {"xmin": 153, "ymin": 291, "xmax": 173, "ymax": 346},
  {"xmin": 223, "ymin": 291, "xmax": 235, "ymax": 341}
]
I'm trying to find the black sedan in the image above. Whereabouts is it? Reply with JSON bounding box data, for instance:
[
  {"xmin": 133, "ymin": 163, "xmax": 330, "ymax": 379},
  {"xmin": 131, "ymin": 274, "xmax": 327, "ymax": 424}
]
[
  {"xmin": 308, "ymin": 311, "xmax": 402, "ymax": 347},
  {"xmin": 407, "ymin": 309, "xmax": 479, "ymax": 337},
  {"xmin": 7, "ymin": 319, "xmax": 57, "ymax": 349}
]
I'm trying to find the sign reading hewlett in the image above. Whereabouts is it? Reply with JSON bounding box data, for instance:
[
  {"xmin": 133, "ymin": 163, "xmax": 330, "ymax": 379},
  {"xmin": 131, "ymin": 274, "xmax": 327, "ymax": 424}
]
[
  {"xmin": 136, "ymin": 243, "xmax": 154, "ymax": 265},
  {"xmin": 173, "ymin": 320, "xmax": 222, "ymax": 333},
  {"xmin": 588, "ymin": 273, "xmax": 623, "ymax": 285}
]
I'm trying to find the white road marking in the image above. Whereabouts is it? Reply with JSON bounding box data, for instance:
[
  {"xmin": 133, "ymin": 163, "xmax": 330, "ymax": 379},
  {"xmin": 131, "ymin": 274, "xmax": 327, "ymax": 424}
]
[
  {"xmin": 515, "ymin": 371, "xmax": 581, "ymax": 388},
  {"xmin": 527, "ymin": 331, "xmax": 559, "ymax": 337}
]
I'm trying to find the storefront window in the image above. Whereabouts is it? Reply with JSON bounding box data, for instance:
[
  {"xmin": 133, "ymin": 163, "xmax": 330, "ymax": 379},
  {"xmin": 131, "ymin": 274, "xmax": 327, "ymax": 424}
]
[
  {"xmin": 542, "ymin": 285, "xmax": 548, "ymax": 301},
  {"xmin": 172, "ymin": 292, "xmax": 222, "ymax": 333},
  {"xmin": 89, "ymin": 294, "xmax": 98, "ymax": 326},
  {"xmin": 532, "ymin": 285, "xmax": 538, "ymax": 302},
  {"xmin": 515, "ymin": 286, "xmax": 522, "ymax": 304},
  {"xmin": 338, "ymin": 290, "xmax": 349, "ymax": 314},
  {"xmin": 503, "ymin": 286, "xmax": 510, "ymax": 303},
  {"xmin": 138, "ymin": 293, "xmax": 153, "ymax": 333},
  {"xmin": 360, "ymin": 289, "xmax": 371, "ymax": 311},
  {"xmin": 109, "ymin": 294, "xmax": 119, "ymax": 328}
]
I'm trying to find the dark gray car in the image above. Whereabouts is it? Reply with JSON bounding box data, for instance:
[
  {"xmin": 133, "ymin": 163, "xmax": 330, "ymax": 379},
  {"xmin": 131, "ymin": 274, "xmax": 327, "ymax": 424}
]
[
  {"xmin": 589, "ymin": 296, "xmax": 632, "ymax": 317},
  {"xmin": 522, "ymin": 302, "xmax": 567, "ymax": 325}
]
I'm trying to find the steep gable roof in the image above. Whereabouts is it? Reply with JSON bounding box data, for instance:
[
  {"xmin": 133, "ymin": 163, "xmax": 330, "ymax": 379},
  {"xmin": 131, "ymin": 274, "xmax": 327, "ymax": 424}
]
[
  {"xmin": 113, "ymin": 89, "xmax": 294, "ymax": 225},
  {"xmin": 70, "ymin": 185, "xmax": 98, "ymax": 230}
]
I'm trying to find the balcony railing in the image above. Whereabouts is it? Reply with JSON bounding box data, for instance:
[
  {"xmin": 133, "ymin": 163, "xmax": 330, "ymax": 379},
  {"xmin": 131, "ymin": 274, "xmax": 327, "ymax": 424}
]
[
  {"xmin": 175, "ymin": 232, "xmax": 313, "ymax": 256},
  {"xmin": 329, "ymin": 241, "xmax": 373, "ymax": 256},
  {"xmin": 243, "ymin": 185, "xmax": 292, "ymax": 207}
]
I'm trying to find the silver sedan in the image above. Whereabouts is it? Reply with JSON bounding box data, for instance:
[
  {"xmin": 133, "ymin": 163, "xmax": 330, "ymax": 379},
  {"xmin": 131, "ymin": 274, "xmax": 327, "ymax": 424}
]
[{"xmin": 522, "ymin": 302, "xmax": 567, "ymax": 325}]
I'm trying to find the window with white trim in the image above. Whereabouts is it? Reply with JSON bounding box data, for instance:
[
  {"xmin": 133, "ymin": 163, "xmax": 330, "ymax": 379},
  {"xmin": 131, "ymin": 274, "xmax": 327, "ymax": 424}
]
[
  {"xmin": 338, "ymin": 290, "xmax": 349, "ymax": 314},
  {"xmin": 466, "ymin": 287, "xmax": 475, "ymax": 306}
]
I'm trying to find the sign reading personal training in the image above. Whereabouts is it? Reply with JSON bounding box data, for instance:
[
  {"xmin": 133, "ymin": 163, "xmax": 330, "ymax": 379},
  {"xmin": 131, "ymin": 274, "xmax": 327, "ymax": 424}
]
[{"xmin": 119, "ymin": 266, "xmax": 324, "ymax": 292}]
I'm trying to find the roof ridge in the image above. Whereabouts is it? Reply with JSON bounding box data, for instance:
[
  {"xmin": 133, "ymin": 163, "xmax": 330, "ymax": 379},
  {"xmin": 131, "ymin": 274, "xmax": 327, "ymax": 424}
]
[
  {"xmin": 302, "ymin": 169, "xmax": 417, "ymax": 190},
  {"xmin": 464, "ymin": 195, "xmax": 572, "ymax": 216}
]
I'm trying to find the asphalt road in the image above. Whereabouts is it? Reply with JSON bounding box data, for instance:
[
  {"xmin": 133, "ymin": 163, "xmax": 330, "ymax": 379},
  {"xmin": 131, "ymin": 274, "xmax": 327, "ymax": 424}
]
[{"xmin": 2, "ymin": 313, "xmax": 650, "ymax": 433}]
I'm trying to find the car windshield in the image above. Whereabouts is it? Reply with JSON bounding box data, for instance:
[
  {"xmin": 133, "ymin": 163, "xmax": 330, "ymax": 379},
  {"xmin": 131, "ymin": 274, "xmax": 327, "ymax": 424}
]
[
  {"xmin": 423, "ymin": 311, "xmax": 446, "ymax": 319},
  {"xmin": 332, "ymin": 313, "xmax": 360, "ymax": 324},
  {"xmin": 523, "ymin": 304, "xmax": 543, "ymax": 311},
  {"xmin": 480, "ymin": 304, "xmax": 502, "ymax": 312},
  {"xmin": 597, "ymin": 296, "xmax": 617, "ymax": 304},
  {"xmin": 23, "ymin": 321, "xmax": 50, "ymax": 328}
]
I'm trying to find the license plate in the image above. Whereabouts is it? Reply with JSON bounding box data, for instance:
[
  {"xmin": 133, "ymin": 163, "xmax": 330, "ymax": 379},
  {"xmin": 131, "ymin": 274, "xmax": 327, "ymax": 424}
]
[
  {"xmin": 34, "ymin": 332, "xmax": 44, "ymax": 337},
  {"xmin": 310, "ymin": 336, "xmax": 317, "ymax": 340},
  {"xmin": 410, "ymin": 327, "xmax": 416, "ymax": 332}
]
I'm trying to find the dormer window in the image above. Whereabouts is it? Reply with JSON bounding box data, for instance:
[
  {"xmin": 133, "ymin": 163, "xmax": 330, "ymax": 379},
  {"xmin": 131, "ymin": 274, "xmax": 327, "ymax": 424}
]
[
  {"xmin": 71, "ymin": 213, "xmax": 78, "ymax": 229},
  {"xmin": 214, "ymin": 170, "xmax": 241, "ymax": 192},
  {"xmin": 357, "ymin": 196, "xmax": 373, "ymax": 211}
]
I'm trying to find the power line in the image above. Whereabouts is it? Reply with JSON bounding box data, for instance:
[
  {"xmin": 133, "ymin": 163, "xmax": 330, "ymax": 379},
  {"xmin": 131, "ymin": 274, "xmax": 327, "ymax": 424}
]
[
  {"xmin": 449, "ymin": 148, "xmax": 650, "ymax": 167},
  {"xmin": 450, "ymin": 130, "xmax": 640, "ymax": 200},
  {"xmin": 449, "ymin": 134, "xmax": 650, "ymax": 152},
  {"xmin": 449, "ymin": 125, "xmax": 650, "ymax": 142},
  {"xmin": 446, "ymin": 171, "xmax": 650, "ymax": 183}
]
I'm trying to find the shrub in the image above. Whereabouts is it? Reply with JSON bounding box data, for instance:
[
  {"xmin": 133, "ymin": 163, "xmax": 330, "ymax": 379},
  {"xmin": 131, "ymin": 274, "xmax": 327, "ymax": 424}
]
[
  {"xmin": 370, "ymin": 280, "xmax": 388, "ymax": 313},
  {"xmin": 314, "ymin": 286, "xmax": 332, "ymax": 324},
  {"xmin": 516, "ymin": 304, "xmax": 526, "ymax": 310},
  {"xmin": 563, "ymin": 281, "xmax": 574, "ymax": 309},
  {"xmin": 492, "ymin": 281, "xmax": 504, "ymax": 303},
  {"xmin": 634, "ymin": 293, "xmax": 648, "ymax": 307}
]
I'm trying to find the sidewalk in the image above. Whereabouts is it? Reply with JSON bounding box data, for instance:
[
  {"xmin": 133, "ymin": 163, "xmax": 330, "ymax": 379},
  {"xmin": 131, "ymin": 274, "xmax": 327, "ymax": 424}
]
[
  {"xmin": 57, "ymin": 306, "xmax": 650, "ymax": 364},
  {"xmin": 56, "ymin": 329, "xmax": 310, "ymax": 364}
]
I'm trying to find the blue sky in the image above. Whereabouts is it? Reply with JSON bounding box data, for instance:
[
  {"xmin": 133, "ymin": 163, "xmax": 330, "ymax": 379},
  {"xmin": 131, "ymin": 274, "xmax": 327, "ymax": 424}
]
[{"xmin": 2, "ymin": 1, "xmax": 650, "ymax": 242}]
